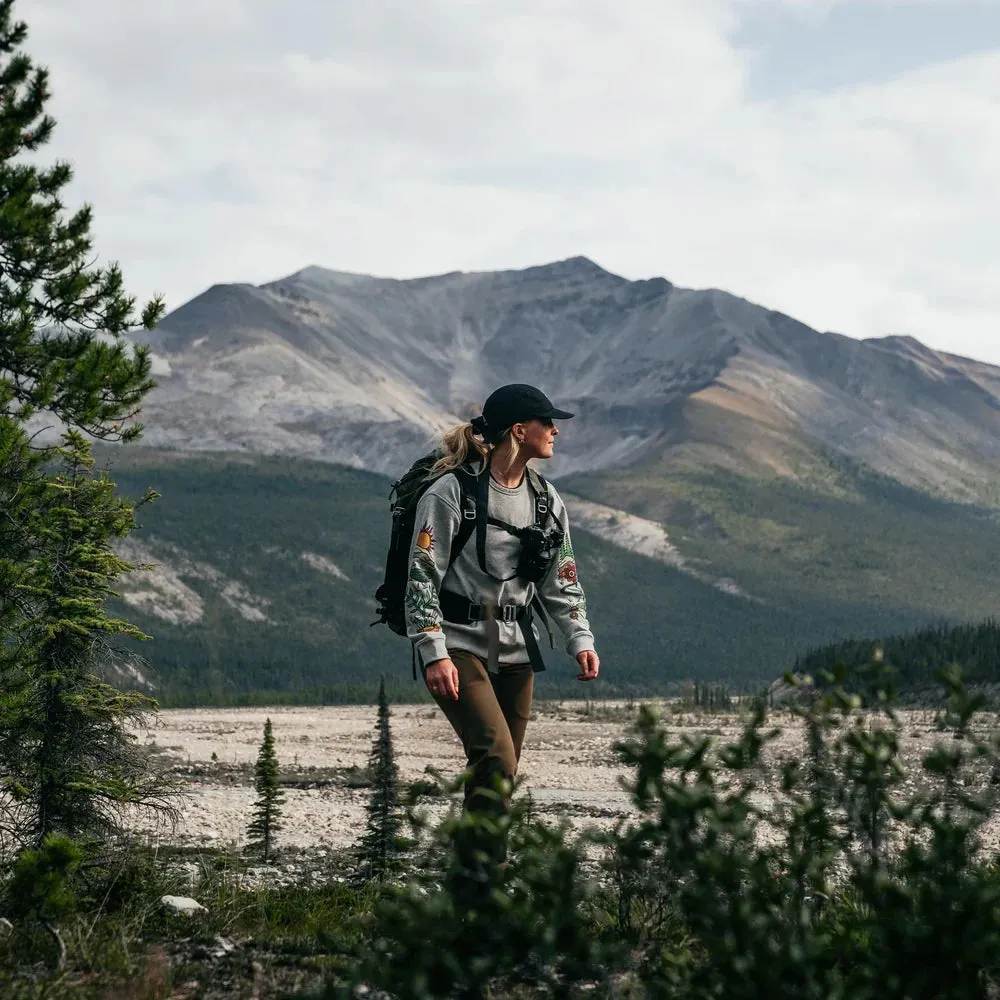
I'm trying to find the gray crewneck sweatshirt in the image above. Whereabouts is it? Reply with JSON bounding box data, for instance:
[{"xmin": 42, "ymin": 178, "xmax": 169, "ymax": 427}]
[{"xmin": 404, "ymin": 466, "xmax": 596, "ymax": 671}]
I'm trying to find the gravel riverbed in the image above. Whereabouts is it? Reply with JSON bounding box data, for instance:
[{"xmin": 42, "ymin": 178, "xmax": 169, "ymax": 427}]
[{"xmin": 135, "ymin": 701, "xmax": 1000, "ymax": 857}]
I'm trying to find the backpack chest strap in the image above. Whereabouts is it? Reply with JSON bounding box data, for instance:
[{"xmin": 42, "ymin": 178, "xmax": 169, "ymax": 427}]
[{"xmin": 474, "ymin": 458, "xmax": 552, "ymax": 577}]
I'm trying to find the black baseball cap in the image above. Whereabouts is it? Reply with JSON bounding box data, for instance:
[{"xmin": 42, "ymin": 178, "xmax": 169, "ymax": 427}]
[{"xmin": 473, "ymin": 383, "xmax": 574, "ymax": 442}]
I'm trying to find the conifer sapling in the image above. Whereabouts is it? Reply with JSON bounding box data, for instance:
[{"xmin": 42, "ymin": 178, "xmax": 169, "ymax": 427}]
[
  {"xmin": 356, "ymin": 677, "xmax": 402, "ymax": 881},
  {"xmin": 248, "ymin": 717, "xmax": 284, "ymax": 861}
]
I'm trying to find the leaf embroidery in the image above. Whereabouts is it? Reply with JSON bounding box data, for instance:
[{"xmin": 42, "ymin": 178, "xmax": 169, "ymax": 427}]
[
  {"xmin": 406, "ymin": 547, "xmax": 440, "ymax": 631},
  {"xmin": 555, "ymin": 539, "xmax": 586, "ymax": 603}
]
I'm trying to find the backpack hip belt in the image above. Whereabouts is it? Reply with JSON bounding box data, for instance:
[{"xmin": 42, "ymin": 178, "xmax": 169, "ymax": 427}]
[{"xmin": 439, "ymin": 589, "xmax": 547, "ymax": 674}]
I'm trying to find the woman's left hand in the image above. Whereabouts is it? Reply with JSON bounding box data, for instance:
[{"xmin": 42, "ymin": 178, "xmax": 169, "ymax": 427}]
[{"xmin": 576, "ymin": 649, "xmax": 600, "ymax": 681}]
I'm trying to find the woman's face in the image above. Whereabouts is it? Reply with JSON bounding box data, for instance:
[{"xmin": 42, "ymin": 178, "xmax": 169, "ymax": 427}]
[{"xmin": 515, "ymin": 417, "xmax": 559, "ymax": 460}]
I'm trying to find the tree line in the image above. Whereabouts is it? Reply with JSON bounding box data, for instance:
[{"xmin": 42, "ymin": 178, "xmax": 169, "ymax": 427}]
[{"xmin": 795, "ymin": 618, "xmax": 1000, "ymax": 696}]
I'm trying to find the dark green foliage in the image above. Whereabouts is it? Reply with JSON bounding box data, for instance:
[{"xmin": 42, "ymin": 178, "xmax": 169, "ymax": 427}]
[
  {"xmin": 604, "ymin": 667, "xmax": 1000, "ymax": 998},
  {"xmin": 0, "ymin": 0, "xmax": 162, "ymax": 436},
  {"xmin": 686, "ymin": 679, "xmax": 733, "ymax": 711},
  {"xmin": 247, "ymin": 717, "xmax": 284, "ymax": 861},
  {"xmin": 5, "ymin": 834, "xmax": 82, "ymax": 925},
  {"xmin": 355, "ymin": 677, "xmax": 402, "ymax": 882},
  {"xmin": 8, "ymin": 673, "xmax": 1000, "ymax": 997},
  {"xmin": 562, "ymin": 455, "xmax": 1000, "ymax": 629},
  {"xmin": 4, "ymin": 834, "xmax": 82, "ymax": 969},
  {"xmin": 0, "ymin": 434, "xmax": 176, "ymax": 852},
  {"xmin": 100, "ymin": 447, "xmax": 949, "ymax": 702},
  {"xmin": 798, "ymin": 618, "xmax": 1000, "ymax": 697},
  {"xmin": 0, "ymin": 0, "xmax": 165, "ymax": 860},
  {"xmin": 341, "ymin": 776, "xmax": 612, "ymax": 1000},
  {"xmin": 0, "ymin": 0, "xmax": 162, "ymax": 648},
  {"xmin": 324, "ymin": 668, "xmax": 1000, "ymax": 999}
]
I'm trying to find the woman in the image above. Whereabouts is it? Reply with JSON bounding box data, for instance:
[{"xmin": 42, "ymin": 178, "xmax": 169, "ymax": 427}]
[{"xmin": 404, "ymin": 383, "xmax": 600, "ymax": 818}]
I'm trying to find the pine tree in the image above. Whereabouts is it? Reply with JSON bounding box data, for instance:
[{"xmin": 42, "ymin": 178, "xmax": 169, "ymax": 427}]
[
  {"xmin": 356, "ymin": 676, "xmax": 402, "ymax": 882},
  {"xmin": 0, "ymin": 0, "xmax": 163, "ymax": 857},
  {"xmin": 0, "ymin": 434, "xmax": 178, "ymax": 849},
  {"xmin": 248, "ymin": 718, "xmax": 284, "ymax": 861}
]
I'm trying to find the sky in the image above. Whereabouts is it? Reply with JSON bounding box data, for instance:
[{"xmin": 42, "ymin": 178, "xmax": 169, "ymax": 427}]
[{"xmin": 22, "ymin": 0, "xmax": 1000, "ymax": 365}]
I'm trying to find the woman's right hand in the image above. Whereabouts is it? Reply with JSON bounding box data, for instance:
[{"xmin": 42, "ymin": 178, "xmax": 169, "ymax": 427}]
[{"xmin": 425, "ymin": 657, "xmax": 460, "ymax": 701}]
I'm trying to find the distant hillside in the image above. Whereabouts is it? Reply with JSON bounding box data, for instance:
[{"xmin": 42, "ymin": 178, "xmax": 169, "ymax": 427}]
[
  {"xmin": 794, "ymin": 619, "xmax": 1000, "ymax": 700},
  {"xmin": 559, "ymin": 450, "xmax": 1000, "ymax": 627},
  {"xmin": 96, "ymin": 447, "xmax": 966, "ymax": 705}
]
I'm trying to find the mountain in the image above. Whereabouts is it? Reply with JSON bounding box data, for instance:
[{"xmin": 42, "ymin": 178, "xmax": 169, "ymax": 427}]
[
  {"xmin": 133, "ymin": 256, "xmax": 1000, "ymax": 506},
  {"xmin": 100, "ymin": 257, "xmax": 1000, "ymax": 701}
]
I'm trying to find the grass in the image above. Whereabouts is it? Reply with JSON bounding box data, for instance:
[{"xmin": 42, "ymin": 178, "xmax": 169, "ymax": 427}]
[{"xmin": 0, "ymin": 847, "xmax": 379, "ymax": 1000}]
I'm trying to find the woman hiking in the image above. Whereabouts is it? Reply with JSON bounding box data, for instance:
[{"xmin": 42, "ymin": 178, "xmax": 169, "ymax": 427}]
[{"xmin": 403, "ymin": 383, "xmax": 600, "ymax": 827}]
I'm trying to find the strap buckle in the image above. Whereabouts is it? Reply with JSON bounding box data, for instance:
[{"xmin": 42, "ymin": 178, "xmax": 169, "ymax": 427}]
[
  {"xmin": 501, "ymin": 603, "xmax": 518, "ymax": 624},
  {"xmin": 463, "ymin": 507, "xmax": 476, "ymax": 520},
  {"xmin": 467, "ymin": 603, "xmax": 483, "ymax": 623}
]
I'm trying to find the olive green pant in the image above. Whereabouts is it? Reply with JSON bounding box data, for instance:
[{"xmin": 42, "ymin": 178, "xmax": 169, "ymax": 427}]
[{"xmin": 428, "ymin": 649, "xmax": 534, "ymax": 815}]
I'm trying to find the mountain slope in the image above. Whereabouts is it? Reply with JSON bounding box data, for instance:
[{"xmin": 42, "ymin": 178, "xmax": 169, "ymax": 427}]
[{"xmin": 100, "ymin": 448, "xmax": 952, "ymax": 704}]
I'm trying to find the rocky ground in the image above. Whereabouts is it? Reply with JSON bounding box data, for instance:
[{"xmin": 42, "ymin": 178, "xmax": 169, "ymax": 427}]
[
  {"xmin": 136, "ymin": 699, "xmax": 1000, "ymax": 860},
  {"xmin": 136, "ymin": 699, "xmax": 639, "ymax": 855}
]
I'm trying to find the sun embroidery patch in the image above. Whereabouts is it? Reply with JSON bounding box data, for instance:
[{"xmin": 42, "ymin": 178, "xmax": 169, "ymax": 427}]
[{"xmin": 416, "ymin": 524, "xmax": 434, "ymax": 552}]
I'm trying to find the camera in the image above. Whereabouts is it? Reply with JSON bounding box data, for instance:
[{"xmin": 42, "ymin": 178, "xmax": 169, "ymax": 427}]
[{"xmin": 516, "ymin": 523, "xmax": 565, "ymax": 583}]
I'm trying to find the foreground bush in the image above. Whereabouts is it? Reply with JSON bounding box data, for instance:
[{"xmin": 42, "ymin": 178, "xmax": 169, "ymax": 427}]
[
  {"xmin": 334, "ymin": 776, "xmax": 612, "ymax": 1000},
  {"xmin": 6, "ymin": 663, "xmax": 1000, "ymax": 999},
  {"xmin": 340, "ymin": 664, "xmax": 1000, "ymax": 999}
]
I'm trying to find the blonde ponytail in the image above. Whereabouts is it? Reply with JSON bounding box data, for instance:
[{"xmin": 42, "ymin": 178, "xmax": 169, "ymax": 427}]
[
  {"xmin": 426, "ymin": 420, "xmax": 522, "ymax": 481},
  {"xmin": 428, "ymin": 421, "xmax": 489, "ymax": 479}
]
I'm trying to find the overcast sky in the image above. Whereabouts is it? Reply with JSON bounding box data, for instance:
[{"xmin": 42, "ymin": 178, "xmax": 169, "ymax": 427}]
[{"xmin": 23, "ymin": 0, "xmax": 1000, "ymax": 364}]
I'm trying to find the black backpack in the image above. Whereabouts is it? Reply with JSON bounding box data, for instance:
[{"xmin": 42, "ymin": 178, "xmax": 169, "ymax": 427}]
[
  {"xmin": 370, "ymin": 453, "xmax": 554, "ymax": 639},
  {"xmin": 370, "ymin": 454, "xmax": 478, "ymax": 637}
]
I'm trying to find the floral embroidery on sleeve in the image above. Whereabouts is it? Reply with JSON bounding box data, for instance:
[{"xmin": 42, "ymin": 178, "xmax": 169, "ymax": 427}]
[
  {"xmin": 555, "ymin": 534, "xmax": 586, "ymax": 605},
  {"xmin": 405, "ymin": 525, "xmax": 441, "ymax": 632}
]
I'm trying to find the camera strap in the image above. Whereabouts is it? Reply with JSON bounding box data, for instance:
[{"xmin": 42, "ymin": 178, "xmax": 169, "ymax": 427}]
[{"xmin": 475, "ymin": 456, "xmax": 554, "ymax": 578}]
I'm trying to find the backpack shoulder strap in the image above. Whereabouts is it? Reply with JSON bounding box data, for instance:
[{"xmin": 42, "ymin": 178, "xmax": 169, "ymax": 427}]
[
  {"xmin": 447, "ymin": 465, "xmax": 479, "ymax": 569},
  {"xmin": 475, "ymin": 453, "xmax": 492, "ymax": 573},
  {"xmin": 526, "ymin": 467, "xmax": 551, "ymax": 527}
]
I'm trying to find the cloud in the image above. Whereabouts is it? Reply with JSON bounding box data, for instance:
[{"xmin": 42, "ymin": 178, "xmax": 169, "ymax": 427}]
[{"xmin": 20, "ymin": 0, "xmax": 1000, "ymax": 364}]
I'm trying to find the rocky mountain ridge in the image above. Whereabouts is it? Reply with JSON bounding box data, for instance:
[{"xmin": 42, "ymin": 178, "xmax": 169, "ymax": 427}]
[{"xmin": 130, "ymin": 256, "xmax": 1000, "ymax": 507}]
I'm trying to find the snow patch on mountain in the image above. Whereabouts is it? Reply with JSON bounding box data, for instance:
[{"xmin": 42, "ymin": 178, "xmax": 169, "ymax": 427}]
[
  {"xmin": 116, "ymin": 538, "xmax": 205, "ymax": 625},
  {"xmin": 300, "ymin": 552, "xmax": 350, "ymax": 580},
  {"xmin": 218, "ymin": 580, "xmax": 271, "ymax": 622},
  {"xmin": 562, "ymin": 495, "xmax": 752, "ymax": 599},
  {"xmin": 115, "ymin": 538, "xmax": 272, "ymax": 624}
]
